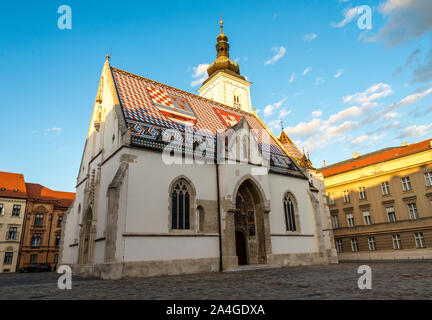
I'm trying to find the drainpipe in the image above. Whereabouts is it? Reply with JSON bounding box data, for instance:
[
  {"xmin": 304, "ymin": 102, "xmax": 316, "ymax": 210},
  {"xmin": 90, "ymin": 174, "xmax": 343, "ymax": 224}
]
[{"xmin": 216, "ymin": 162, "xmax": 223, "ymax": 272}]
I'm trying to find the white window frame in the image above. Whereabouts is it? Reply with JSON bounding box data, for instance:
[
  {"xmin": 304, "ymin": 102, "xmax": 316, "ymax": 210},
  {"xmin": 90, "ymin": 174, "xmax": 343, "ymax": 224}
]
[
  {"xmin": 336, "ymin": 240, "xmax": 343, "ymax": 253},
  {"xmin": 401, "ymin": 177, "xmax": 412, "ymax": 191},
  {"xmin": 425, "ymin": 172, "xmax": 432, "ymax": 187},
  {"xmin": 381, "ymin": 182, "xmax": 390, "ymax": 195},
  {"xmin": 351, "ymin": 238, "xmax": 359, "ymax": 252},
  {"xmin": 359, "ymin": 187, "xmax": 367, "ymax": 200},
  {"xmin": 414, "ymin": 232, "xmax": 425, "ymax": 248},
  {"xmin": 368, "ymin": 237, "xmax": 376, "ymax": 251},
  {"xmin": 343, "ymin": 190, "xmax": 350, "ymax": 203},
  {"xmin": 392, "ymin": 234, "xmax": 402, "ymax": 250},
  {"xmin": 408, "ymin": 203, "xmax": 419, "ymax": 220},
  {"xmin": 386, "ymin": 207, "xmax": 397, "ymax": 222},
  {"xmin": 346, "ymin": 213, "xmax": 355, "ymax": 227},
  {"xmin": 363, "ymin": 211, "xmax": 372, "ymax": 225},
  {"xmin": 331, "ymin": 214, "xmax": 339, "ymax": 229}
]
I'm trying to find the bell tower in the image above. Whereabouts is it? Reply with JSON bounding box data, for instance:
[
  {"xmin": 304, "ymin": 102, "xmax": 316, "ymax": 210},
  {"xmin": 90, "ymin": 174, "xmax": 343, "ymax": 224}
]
[{"xmin": 198, "ymin": 20, "xmax": 252, "ymax": 113}]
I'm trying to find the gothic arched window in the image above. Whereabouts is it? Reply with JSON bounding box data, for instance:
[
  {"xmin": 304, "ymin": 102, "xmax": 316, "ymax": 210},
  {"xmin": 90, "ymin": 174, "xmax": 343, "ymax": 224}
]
[
  {"xmin": 283, "ymin": 193, "xmax": 297, "ymax": 232},
  {"xmin": 171, "ymin": 178, "xmax": 193, "ymax": 230}
]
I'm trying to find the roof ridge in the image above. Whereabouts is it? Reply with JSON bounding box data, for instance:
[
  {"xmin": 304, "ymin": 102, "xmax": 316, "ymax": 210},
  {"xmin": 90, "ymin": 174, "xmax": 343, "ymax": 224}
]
[{"xmin": 110, "ymin": 66, "xmax": 257, "ymax": 116}]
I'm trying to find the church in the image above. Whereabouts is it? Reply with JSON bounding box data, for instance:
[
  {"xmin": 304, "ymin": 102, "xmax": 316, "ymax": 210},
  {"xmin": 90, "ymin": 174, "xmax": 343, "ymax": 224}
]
[{"xmin": 60, "ymin": 21, "xmax": 337, "ymax": 279}]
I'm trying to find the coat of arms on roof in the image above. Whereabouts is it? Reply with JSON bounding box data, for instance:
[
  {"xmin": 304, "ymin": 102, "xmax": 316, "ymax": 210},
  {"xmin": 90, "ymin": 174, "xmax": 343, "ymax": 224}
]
[
  {"xmin": 146, "ymin": 86, "xmax": 197, "ymax": 125},
  {"xmin": 213, "ymin": 107, "xmax": 242, "ymax": 127}
]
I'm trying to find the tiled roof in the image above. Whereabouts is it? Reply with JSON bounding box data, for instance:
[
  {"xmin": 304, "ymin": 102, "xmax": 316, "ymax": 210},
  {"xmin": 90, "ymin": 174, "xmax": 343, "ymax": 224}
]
[
  {"xmin": 278, "ymin": 131, "xmax": 304, "ymax": 163},
  {"xmin": 318, "ymin": 138, "xmax": 432, "ymax": 178},
  {"xmin": 26, "ymin": 183, "xmax": 75, "ymax": 208},
  {"xmin": 110, "ymin": 67, "xmax": 299, "ymax": 172},
  {"xmin": 0, "ymin": 171, "xmax": 27, "ymax": 199}
]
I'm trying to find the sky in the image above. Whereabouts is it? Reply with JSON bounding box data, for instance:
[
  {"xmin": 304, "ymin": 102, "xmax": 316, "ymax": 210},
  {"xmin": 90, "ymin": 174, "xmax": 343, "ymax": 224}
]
[{"xmin": 0, "ymin": 0, "xmax": 432, "ymax": 192}]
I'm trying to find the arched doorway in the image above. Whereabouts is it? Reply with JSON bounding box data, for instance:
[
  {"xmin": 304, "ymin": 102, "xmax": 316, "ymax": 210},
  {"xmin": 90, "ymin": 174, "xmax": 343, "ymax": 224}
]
[
  {"xmin": 234, "ymin": 179, "xmax": 267, "ymax": 265},
  {"xmin": 235, "ymin": 231, "xmax": 247, "ymax": 265},
  {"xmin": 78, "ymin": 207, "xmax": 93, "ymax": 265}
]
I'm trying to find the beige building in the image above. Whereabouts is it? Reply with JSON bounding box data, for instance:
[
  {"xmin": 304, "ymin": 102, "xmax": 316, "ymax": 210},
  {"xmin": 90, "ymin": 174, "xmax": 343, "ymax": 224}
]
[
  {"xmin": 0, "ymin": 172, "xmax": 27, "ymax": 272},
  {"xmin": 318, "ymin": 138, "xmax": 432, "ymax": 261}
]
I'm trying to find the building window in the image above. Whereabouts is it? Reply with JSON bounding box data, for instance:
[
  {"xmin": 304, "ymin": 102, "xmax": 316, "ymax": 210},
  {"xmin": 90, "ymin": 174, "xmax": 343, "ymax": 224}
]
[
  {"xmin": 343, "ymin": 190, "xmax": 350, "ymax": 203},
  {"xmin": 414, "ymin": 232, "xmax": 425, "ymax": 248},
  {"xmin": 55, "ymin": 234, "xmax": 61, "ymax": 247},
  {"xmin": 408, "ymin": 203, "xmax": 419, "ymax": 220},
  {"xmin": 328, "ymin": 193, "xmax": 335, "ymax": 205},
  {"xmin": 7, "ymin": 227, "xmax": 17, "ymax": 240},
  {"xmin": 0, "ymin": 203, "xmax": 4, "ymax": 216},
  {"xmin": 363, "ymin": 211, "xmax": 372, "ymax": 225},
  {"xmin": 392, "ymin": 234, "xmax": 402, "ymax": 250},
  {"xmin": 386, "ymin": 207, "xmax": 397, "ymax": 222},
  {"xmin": 359, "ymin": 187, "xmax": 367, "ymax": 200},
  {"xmin": 170, "ymin": 178, "xmax": 192, "ymax": 230},
  {"xmin": 425, "ymin": 172, "xmax": 432, "ymax": 187},
  {"xmin": 351, "ymin": 238, "xmax": 359, "ymax": 252},
  {"xmin": 401, "ymin": 177, "xmax": 412, "ymax": 191},
  {"xmin": 31, "ymin": 233, "xmax": 41, "ymax": 247},
  {"xmin": 368, "ymin": 237, "xmax": 376, "ymax": 251},
  {"xmin": 336, "ymin": 240, "xmax": 343, "ymax": 253},
  {"xmin": 283, "ymin": 194, "xmax": 297, "ymax": 232},
  {"xmin": 12, "ymin": 205, "xmax": 21, "ymax": 216},
  {"xmin": 331, "ymin": 215, "xmax": 339, "ymax": 229},
  {"xmin": 34, "ymin": 214, "xmax": 44, "ymax": 227},
  {"xmin": 30, "ymin": 254, "xmax": 38, "ymax": 264},
  {"xmin": 346, "ymin": 213, "xmax": 355, "ymax": 227},
  {"xmin": 57, "ymin": 216, "xmax": 63, "ymax": 227},
  {"xmin": 3, "ymin": 252, "xmax": 13, "ymax": 265},
  {"xmin": 381, "ymin": 182, "xmax": 390, "ymax": 195}
]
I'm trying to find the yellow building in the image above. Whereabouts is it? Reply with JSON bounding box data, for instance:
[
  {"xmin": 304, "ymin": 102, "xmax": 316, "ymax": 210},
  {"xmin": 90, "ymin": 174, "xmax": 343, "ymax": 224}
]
[
  {"xmin": 0, "ymin": 172, "xmax": 27, "ymax": 272},
  {"xmin": 318, "ymin": 138, "xmax": 432, "ymax": 261}
]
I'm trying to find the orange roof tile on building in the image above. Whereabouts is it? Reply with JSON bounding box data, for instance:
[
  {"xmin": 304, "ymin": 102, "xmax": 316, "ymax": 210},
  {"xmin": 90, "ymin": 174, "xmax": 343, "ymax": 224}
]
[
  {"xmin": 0, "ymin": 171, "xmax": 28, "ymax": 199},
  {"xmin": 25, "ymin": 183, "xmax": 75, "ymax": 208},
  {"xmin": 318, "ymin": 138, "xmax": 432, "ymax": 178}
]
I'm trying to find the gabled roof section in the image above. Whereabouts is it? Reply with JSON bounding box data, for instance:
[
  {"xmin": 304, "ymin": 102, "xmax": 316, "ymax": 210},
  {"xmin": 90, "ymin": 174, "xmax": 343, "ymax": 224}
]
[
  {"xmin": 0, "ymin": 171, "xmax": 27, "ymax": 199},
  {"xmin": 26, "ymin": 183, "xmax": 75, "ymax": 208},
  {"xmin": 318, "ymin": 138, "xmax": 432, "ymax": 178},
  {"xmin": 109, "ymin": 66, "xmax": 303, "ymax": 174}
]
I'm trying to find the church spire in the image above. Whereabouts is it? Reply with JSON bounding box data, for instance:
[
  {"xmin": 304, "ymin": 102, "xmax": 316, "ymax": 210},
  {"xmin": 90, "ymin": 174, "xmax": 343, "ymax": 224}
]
[{"xmin": 206, "ymin": 20, "xmax": 244, "ymax": 80}]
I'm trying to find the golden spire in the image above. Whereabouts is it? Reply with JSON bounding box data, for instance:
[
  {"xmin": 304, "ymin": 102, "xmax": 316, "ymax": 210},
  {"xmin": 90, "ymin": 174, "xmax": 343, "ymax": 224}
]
[
  {"xmin": 105, "ymin": 54, "xmax": 110, "ymax": 62},
  {"xmin": 220, "ymin": 14, "xmax": 223, "ymax": 34}
]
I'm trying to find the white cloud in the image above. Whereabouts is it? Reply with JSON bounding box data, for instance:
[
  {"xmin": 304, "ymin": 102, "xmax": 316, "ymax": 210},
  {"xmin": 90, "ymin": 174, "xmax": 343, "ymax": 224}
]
[
  {"xmin": 332, "ymin": 7, "xmax": 360, "ymax": 28},
  {"xmin": 334, "ymin": 69, "xmax": 344, "ymax": 78},
  {"xmin": 284, "ymin": 118, "xmax": 321, "ymax": 137},
  {"xmin": 303, "ymin": 66, "xmax": 312, "ymax": 76},
  {"xmin": 312, "ymin": 111, "xmax": 322, "ymax": 118},
  {"xmin": 44, "ymin": 127, "xmax": 62, "ymax": 135},
  {"xmin": 351, "ymin": 135, "xmax": 369, "ymax": 144},
  {"xmin": 190, "ymin": 63, "xmax": 209, "ymax": 87},
  {"xmin": 264, "ymin": 46, "xmax": 286, "ymax": 66},
  {"xmin": 375, "ymin": 0, "xmax": 432, "ymax": 46},
  {"xmin": 303, "ymin": 33, "xmax": 317, "ymax": 42},
  {"xmin": 263, "ymin": 98, "xmax": 287, "ymax": 117},
  {"xmin": 289, "ymin": 72, "xmax": 296, "ymax": 84},
  {"xmin": 328, "ymin": 106, "xmax": 362, "ymax": 124},
  {"xmin": 343, "ymin": 83, "xmax": 393, "ymax": 106},
  {"xmin": 398, "ymin": 123, "xmax": 432, "ymax": 138},
  {"xmin": 279, "ymin": 108, "xmax": 292, "ymax": 118}
]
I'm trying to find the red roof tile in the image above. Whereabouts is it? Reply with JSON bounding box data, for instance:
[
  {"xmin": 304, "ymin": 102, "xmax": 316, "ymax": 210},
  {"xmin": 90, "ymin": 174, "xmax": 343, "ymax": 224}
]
[
  {"xmin": 0, "ymin": 171, "xmax": 27, "ymax": 199},
  {"xmin": 318, "ymin": 138, "xmax": 432, "ymax": 178},
  {"xmin": 25, "ymin": 183, "xmax": 75, "ymax": 208}
]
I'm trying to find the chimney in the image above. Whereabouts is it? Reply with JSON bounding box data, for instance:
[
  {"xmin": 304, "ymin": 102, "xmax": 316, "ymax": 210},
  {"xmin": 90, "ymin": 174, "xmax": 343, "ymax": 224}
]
[
  {"xmin": 353, "ymin": 152, "xmax": 360, "ymax": 159},
  {"xmin": 402, "ymin": 142, "xmax": 408, "ymax": 147}
]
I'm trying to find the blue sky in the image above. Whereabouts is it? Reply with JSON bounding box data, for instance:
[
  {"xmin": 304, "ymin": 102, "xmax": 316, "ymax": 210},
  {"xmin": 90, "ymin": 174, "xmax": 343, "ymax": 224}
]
[{"xmin": 1, "ymin": 0, "xmax": 432, "ymax": 191}]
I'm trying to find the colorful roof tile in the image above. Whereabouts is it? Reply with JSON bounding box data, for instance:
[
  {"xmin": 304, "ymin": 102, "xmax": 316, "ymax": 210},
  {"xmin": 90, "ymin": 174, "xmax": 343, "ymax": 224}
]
[
  {"xmin": 26, "ymin": 183, "xmax": 75, "ymax": 208},
  {"xmin": 0, "ymin": 171, "xmax": 27, "ymax": 199},
  {"xmin": 110, "ymin": 67, "xmax": 301, "ymax": 172}
]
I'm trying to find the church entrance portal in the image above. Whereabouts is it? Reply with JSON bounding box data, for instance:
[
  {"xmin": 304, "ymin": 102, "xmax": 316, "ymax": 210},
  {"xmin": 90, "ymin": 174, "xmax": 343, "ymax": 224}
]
[{"xmin": 234, "ymin": 179, "xmax": 267, "ymax": 266}]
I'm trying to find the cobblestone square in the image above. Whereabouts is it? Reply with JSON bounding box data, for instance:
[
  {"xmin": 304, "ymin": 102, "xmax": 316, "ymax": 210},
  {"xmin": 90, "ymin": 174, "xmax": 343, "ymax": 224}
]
[{"xmin": 1, "ymin": 262, "xmax": 432, "ymax": 300}]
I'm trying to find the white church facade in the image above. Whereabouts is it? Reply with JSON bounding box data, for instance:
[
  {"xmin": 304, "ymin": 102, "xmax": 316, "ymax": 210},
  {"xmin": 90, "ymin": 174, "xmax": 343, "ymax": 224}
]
[{"xmin": 60, "ymin": 21, "xmax": 337, "ymax": 279}]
